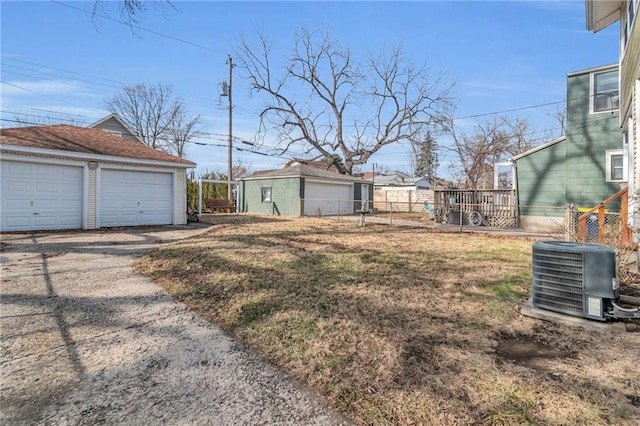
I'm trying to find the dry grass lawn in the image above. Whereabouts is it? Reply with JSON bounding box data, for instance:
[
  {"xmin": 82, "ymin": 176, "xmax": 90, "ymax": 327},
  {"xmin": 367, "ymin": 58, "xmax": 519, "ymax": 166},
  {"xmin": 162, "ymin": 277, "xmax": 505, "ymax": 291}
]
[{"xmin": 135, "ymin": 215, "xmax": 640, "ymax": 425}]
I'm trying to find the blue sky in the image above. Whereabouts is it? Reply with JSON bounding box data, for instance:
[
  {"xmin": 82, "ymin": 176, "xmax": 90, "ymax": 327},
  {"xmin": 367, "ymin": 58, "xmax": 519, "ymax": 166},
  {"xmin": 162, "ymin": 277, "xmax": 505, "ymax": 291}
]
[{"xmin": 0, "ymin": 1, "xmax": 620, "ymax": 177}]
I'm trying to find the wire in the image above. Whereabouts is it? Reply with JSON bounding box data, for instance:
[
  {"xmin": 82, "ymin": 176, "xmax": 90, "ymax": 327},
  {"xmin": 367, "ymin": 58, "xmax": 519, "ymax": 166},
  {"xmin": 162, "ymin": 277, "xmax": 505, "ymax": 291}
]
[
  {"xmin": 1, "ymin": 81, "xmax": 107, "ymax": 115},
  {"xmin": 1, "ymin": 58, "xmax": 124, "ymax": 86},
  {"xmin": 51, "ymin": 1, "xmax": 227, "ymax": 55},
  {"xmin": 3, "ymin": 56, "xmax": 573, "ymax": 122},
  {"xmin": 453, "ymin": 100, "xmax": 566, "ymax": 120}
]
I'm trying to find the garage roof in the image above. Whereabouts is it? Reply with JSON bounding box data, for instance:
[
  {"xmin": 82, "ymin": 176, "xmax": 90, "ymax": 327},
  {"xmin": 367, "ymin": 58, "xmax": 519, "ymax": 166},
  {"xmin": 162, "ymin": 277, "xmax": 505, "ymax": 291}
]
[
  {"xmin": 244, "ymin": 162, "xmax": 368, "ymax": 182},
  {"xmin": 0, "ymin": 124, "xmax": 195, "ymax": 166}
]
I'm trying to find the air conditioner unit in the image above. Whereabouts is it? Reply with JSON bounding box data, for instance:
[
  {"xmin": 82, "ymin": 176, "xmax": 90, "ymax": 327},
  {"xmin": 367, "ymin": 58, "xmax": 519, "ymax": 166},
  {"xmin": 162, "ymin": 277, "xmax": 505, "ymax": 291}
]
[{"xmin": 532, "ymin": 241, "xmax": 619, "ymax": 321}]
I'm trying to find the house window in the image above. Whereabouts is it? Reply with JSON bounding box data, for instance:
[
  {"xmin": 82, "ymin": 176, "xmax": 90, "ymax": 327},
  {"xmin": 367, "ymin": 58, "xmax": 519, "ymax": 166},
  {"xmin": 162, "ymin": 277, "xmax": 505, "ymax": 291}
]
[
  {"xmin": 624, "ymin": 0, "xmax": 638, "ymax": 49},
  {"xmin": 592, "ymin": 70, "xmax": 619, "ymax": 113},
  {"xmin": 261, "ymin": 187, "xmax": 272, "ymax": 202},
  {"xmin": 102, "ymin": 129, "xmax": 123, "ymax": 137},
  {"xmin": 606, "ymin": 150, "xmax": 624, "ymax": 182}
]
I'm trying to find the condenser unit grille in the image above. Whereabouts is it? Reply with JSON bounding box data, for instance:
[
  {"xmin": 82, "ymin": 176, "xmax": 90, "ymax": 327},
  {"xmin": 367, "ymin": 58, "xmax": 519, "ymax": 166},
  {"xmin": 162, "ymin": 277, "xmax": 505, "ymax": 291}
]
[{"xmin": 532, "ymin": 248, "xmax": 584, "ymax": 316}]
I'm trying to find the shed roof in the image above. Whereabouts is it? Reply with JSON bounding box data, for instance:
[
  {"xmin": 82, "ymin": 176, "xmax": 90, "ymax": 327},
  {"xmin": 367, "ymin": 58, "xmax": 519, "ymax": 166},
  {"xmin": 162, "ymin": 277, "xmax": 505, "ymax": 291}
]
[
  {"xmin": 244, "ymin": 162, "xmax": 368, "ymax": 182},
  {"xmin": 512, "ymin": 136, "xmax": 566, "ymax": 161},
  {"xmin": 0, "ymin": 124, "xmax": 195, "ymax": 166}
]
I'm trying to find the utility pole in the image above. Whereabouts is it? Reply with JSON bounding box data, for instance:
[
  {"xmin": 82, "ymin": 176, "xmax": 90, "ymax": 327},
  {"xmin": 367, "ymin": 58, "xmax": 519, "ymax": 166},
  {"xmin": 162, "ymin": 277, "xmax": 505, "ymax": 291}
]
[{"xmin": 226, "ymin": 55, "xmax": 234, "ymax": 202}]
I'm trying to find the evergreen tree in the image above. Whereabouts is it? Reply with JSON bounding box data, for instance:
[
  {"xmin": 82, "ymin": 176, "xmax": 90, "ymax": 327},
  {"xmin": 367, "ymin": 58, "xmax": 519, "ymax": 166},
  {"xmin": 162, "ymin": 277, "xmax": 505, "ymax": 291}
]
[{"xmin": 413, "ymin": 132, "xmax": 439, "ymax": 183}]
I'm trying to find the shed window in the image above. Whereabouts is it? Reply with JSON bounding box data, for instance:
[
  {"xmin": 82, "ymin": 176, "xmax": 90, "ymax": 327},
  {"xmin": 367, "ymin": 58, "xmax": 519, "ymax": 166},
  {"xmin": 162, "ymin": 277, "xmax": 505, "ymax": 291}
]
[
  {"xmin": 592, "ymin": 70, "xmax": 619, "ymax": 113},
  {"xmin": 261, "ymin": 187, "xmax": 272, "ymax": 202},
  {"xmin": 606, "ymin": 150, "xmax": 624, "ymax": 182}
]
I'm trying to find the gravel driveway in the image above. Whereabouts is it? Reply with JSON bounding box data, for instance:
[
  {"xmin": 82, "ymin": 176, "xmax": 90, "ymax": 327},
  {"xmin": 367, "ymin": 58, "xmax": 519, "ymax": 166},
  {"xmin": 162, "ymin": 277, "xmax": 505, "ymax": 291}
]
[{"xmin": 0, "ymin": 225, "xmax": 349, "ymax": 425}]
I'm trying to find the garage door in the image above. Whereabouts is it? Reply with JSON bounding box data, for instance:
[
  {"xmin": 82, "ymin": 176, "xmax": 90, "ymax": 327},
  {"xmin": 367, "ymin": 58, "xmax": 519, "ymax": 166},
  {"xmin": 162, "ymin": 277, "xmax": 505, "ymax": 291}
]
[
  {"xmin": 100, "ymin": 170, "xmax": 173, "ymax": 227},
  {"xmin": 1, "ymin": 161, "xmax": 83, "ymax": 231},
  {"xmin": 304, "ymin": 181, "xmax": 353, "ymax": 216}
]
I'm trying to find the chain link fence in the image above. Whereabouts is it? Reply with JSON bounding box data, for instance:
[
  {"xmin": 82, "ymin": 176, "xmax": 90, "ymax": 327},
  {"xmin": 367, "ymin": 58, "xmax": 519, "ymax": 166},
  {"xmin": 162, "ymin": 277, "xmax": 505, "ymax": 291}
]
[
  {"xmin": 564, "ymin": 205, "xmax": 622, "ymax": 244},
  {"xmin": 299, "ymin": 197, "xmax": 627, "ymax": 245}
]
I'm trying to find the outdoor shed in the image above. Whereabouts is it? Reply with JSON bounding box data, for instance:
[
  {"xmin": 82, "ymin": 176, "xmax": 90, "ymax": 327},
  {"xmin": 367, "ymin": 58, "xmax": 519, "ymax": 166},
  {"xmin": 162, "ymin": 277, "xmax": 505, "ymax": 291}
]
[
  {"xmin": 239, "ymin": 160, "xmax": 372, "ymax": 216},
  {"xmin": 0, "ymin": 124, "xmax": 195, "ymax": 232},
  {"xmin": 512, "ymin": 136, "xmax": 569, "ymax": 230}
]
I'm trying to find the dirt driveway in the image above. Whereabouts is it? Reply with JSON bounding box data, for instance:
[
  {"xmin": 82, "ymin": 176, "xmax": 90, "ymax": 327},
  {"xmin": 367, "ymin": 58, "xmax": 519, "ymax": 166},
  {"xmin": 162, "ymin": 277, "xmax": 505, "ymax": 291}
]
[{"xmin": 0, "ymin": 225, "xmax": 348, "ymax": 425}]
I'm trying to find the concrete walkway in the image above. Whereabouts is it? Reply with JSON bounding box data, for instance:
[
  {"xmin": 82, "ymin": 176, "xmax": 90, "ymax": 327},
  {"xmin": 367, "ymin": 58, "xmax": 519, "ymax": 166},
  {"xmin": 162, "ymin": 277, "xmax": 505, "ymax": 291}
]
[{"xmin": 0, "ymin": 225, "xmax": 350, "ymax": 425}]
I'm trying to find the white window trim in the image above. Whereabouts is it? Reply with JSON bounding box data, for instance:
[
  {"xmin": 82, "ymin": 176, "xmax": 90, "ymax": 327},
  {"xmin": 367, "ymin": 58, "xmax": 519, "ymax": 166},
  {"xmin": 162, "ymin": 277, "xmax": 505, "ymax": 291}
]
[
  {"xmin": 622, "ymin": 0, "xmax": 639, "ymax": 55},
  {"xmin": 261, "ymin": 186, "xmax": 272, "ymax": 203},
  {"xmin": 102, "ymin": 129, "xmax": 123, "ymax": 137},
  {"xmin": 590, "ymin": 70, "xmax": 620, "ymax": 114},
  {"xmin": 606, "ymin": 149, "xmax": 625, "ymax": 183}
]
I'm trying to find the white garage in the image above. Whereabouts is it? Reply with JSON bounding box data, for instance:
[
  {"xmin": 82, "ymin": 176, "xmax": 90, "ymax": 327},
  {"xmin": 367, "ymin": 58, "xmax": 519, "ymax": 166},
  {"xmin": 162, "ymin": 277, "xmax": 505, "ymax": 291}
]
[
  {"xmin": 1, "ymin": 161, "xmax": 83, "ymax": 232},
  {"xmin": 0, "ymin": 124, "xmax": 195, "ymax": 232},
  {"xmin": 304, "ymin": 181, "xmax": 353, "ymax": 216},
  {"xmin": 100, "ymin": 169, "xmax": 173, "ymax": 227}
]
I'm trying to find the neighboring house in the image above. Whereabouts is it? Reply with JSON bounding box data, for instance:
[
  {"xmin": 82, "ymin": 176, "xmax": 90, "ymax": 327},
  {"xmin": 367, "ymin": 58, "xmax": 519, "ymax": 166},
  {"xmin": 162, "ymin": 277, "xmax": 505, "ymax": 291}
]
[
  {"xmin": 239, "ymin": 159, "xmax": 372, "ymax": 216},
  {"xmin": 373, "ymin": 171, "xmax": 432, "ymax": 190},
  {"xmin": 585, "ymin": 0, "xmax": 640, "ymax": 230},
  {"xmin": 513, "ymin": 64, "xmax": 622, "ymax": 231},
  {"xmin": 88, "ymin": 113, "xmax": 143, "ymax": 143},
  {"xmin": 372, "ymin": 171, "xmax": 433, "ymax": 212},
  {"xmin": 0, "ymin": 124, "xmax": 195, "ymax": 232}
]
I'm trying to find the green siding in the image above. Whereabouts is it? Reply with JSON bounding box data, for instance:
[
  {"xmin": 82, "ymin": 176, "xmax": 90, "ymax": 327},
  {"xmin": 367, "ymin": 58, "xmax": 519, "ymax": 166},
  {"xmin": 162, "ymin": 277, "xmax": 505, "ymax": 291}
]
[
  {"xmin": 565, "ymin": 70, "xmax": 622, "ymax": 209},
  {"xmin": 515, "ymin": 69, "xmax": 622, "ymax": 217},
  {"xmin": 240, "ymin": 177, "xmax": 301, "ymax": 216},
  {"xmin": 516, "ymin": 138, "xmax": 567, "ymax": 216}
]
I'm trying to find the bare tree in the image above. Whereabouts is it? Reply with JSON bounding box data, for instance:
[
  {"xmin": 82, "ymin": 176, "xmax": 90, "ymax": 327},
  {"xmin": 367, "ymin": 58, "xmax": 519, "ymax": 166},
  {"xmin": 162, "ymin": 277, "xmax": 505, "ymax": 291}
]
[
  {"xmin": 236, "ymin": 28, "xmax": 453, "ymax": 175},
  {"xmin": 92, "ymin": 1, "xmax": 174, "ymax": 27},
  {"xmin": 443, "ymin": 114, "xmax": 538, "ymax": 189},
  {"xmin": 164, "ymin": 112, "xmax": 202, "ymax": 158},
  {"xmin": 105, "ymin": 83, "xmax": 202, "ymax": 155},
  {"xmin": 547, "ymin": 106, "xmax": 567, "ymax": 137}
]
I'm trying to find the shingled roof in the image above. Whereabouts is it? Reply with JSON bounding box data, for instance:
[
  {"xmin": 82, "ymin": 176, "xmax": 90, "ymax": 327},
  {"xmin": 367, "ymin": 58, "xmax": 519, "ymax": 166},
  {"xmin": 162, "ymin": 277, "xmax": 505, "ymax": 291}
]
[
  {"xmin": 0, "ymin": 124, "xmax": 195, "ymax": 166},
  {"xmin": 245, "ymin": 162, "xmax": 367, "ymax": 182}
]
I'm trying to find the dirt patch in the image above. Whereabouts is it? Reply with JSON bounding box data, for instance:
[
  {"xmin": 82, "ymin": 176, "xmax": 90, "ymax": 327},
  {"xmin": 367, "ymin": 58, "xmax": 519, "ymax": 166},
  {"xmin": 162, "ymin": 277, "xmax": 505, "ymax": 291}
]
[{"xmin": 494, "ymin": 331, "xmax": 577, "ymax": 370}]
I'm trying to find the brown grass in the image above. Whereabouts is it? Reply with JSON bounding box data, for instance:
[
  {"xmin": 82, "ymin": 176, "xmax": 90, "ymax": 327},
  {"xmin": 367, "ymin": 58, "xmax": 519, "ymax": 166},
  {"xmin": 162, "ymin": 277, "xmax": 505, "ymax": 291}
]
[{"xmin": 135, "ymin": 215, "xmax": 640, "ymax": 425}]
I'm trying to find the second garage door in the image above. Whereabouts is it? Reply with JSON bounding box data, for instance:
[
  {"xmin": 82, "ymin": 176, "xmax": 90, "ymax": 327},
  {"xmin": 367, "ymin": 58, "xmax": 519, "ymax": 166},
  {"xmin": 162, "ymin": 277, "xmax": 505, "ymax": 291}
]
[
  {"xmin": 304, "ymin": 181, "xmax": 353, "ymax": 216},
  {"xmin": 100, "ymin": 169, "xmax": 173, "ymax": 227}
]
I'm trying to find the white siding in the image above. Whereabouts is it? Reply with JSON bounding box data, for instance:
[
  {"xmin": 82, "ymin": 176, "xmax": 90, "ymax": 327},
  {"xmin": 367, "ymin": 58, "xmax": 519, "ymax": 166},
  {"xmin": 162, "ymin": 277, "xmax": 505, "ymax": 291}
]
[{"xmin": 88, "ymin": 167, "xmax": 97, "ymax": 228}]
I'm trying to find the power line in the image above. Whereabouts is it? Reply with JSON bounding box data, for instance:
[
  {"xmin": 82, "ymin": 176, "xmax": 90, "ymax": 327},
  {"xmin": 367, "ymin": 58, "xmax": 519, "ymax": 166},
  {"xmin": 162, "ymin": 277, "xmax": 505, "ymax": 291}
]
[
  {"xmin": 2, "ymin": 57, "xmax": 125, "ymax": 86},
  {"xmin": 452, "ymin": 100, "xmax": 566, "ymax": 120},
  {"xmin": 2, "ymin": 56, "xmax": 583, "ymax": 125},
  {"xmin": 1, "ymin": 81, "xmax": 107, "ymax": 115},
  {"xmin": 1, "ymin": 57, "xmax": 225, "ymax": 115},
  {"xmin": 51, "ymin": 1, "xmax": 226, "ymax": 55},
  {"xmin": 3, "ymin": 56, "xmax": 574, "ymax": 122}
]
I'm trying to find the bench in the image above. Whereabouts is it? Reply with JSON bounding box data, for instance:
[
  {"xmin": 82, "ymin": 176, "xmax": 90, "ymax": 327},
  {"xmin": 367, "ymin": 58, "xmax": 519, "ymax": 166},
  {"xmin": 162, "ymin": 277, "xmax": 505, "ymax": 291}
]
[{"xmin": 204, "ymin": 198, "xmax": 236, "ymax": 213}]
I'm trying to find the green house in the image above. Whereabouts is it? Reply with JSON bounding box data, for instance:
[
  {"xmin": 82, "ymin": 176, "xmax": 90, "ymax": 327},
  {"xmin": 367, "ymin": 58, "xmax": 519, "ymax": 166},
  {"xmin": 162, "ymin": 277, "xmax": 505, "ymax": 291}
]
[
  {"xmin": 239, "ymin": 159, "xmax": 372, "ymax": 216},
  {"xmin": 513, "ymin": 64, "xmax": 623, "ymax": 231}
]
